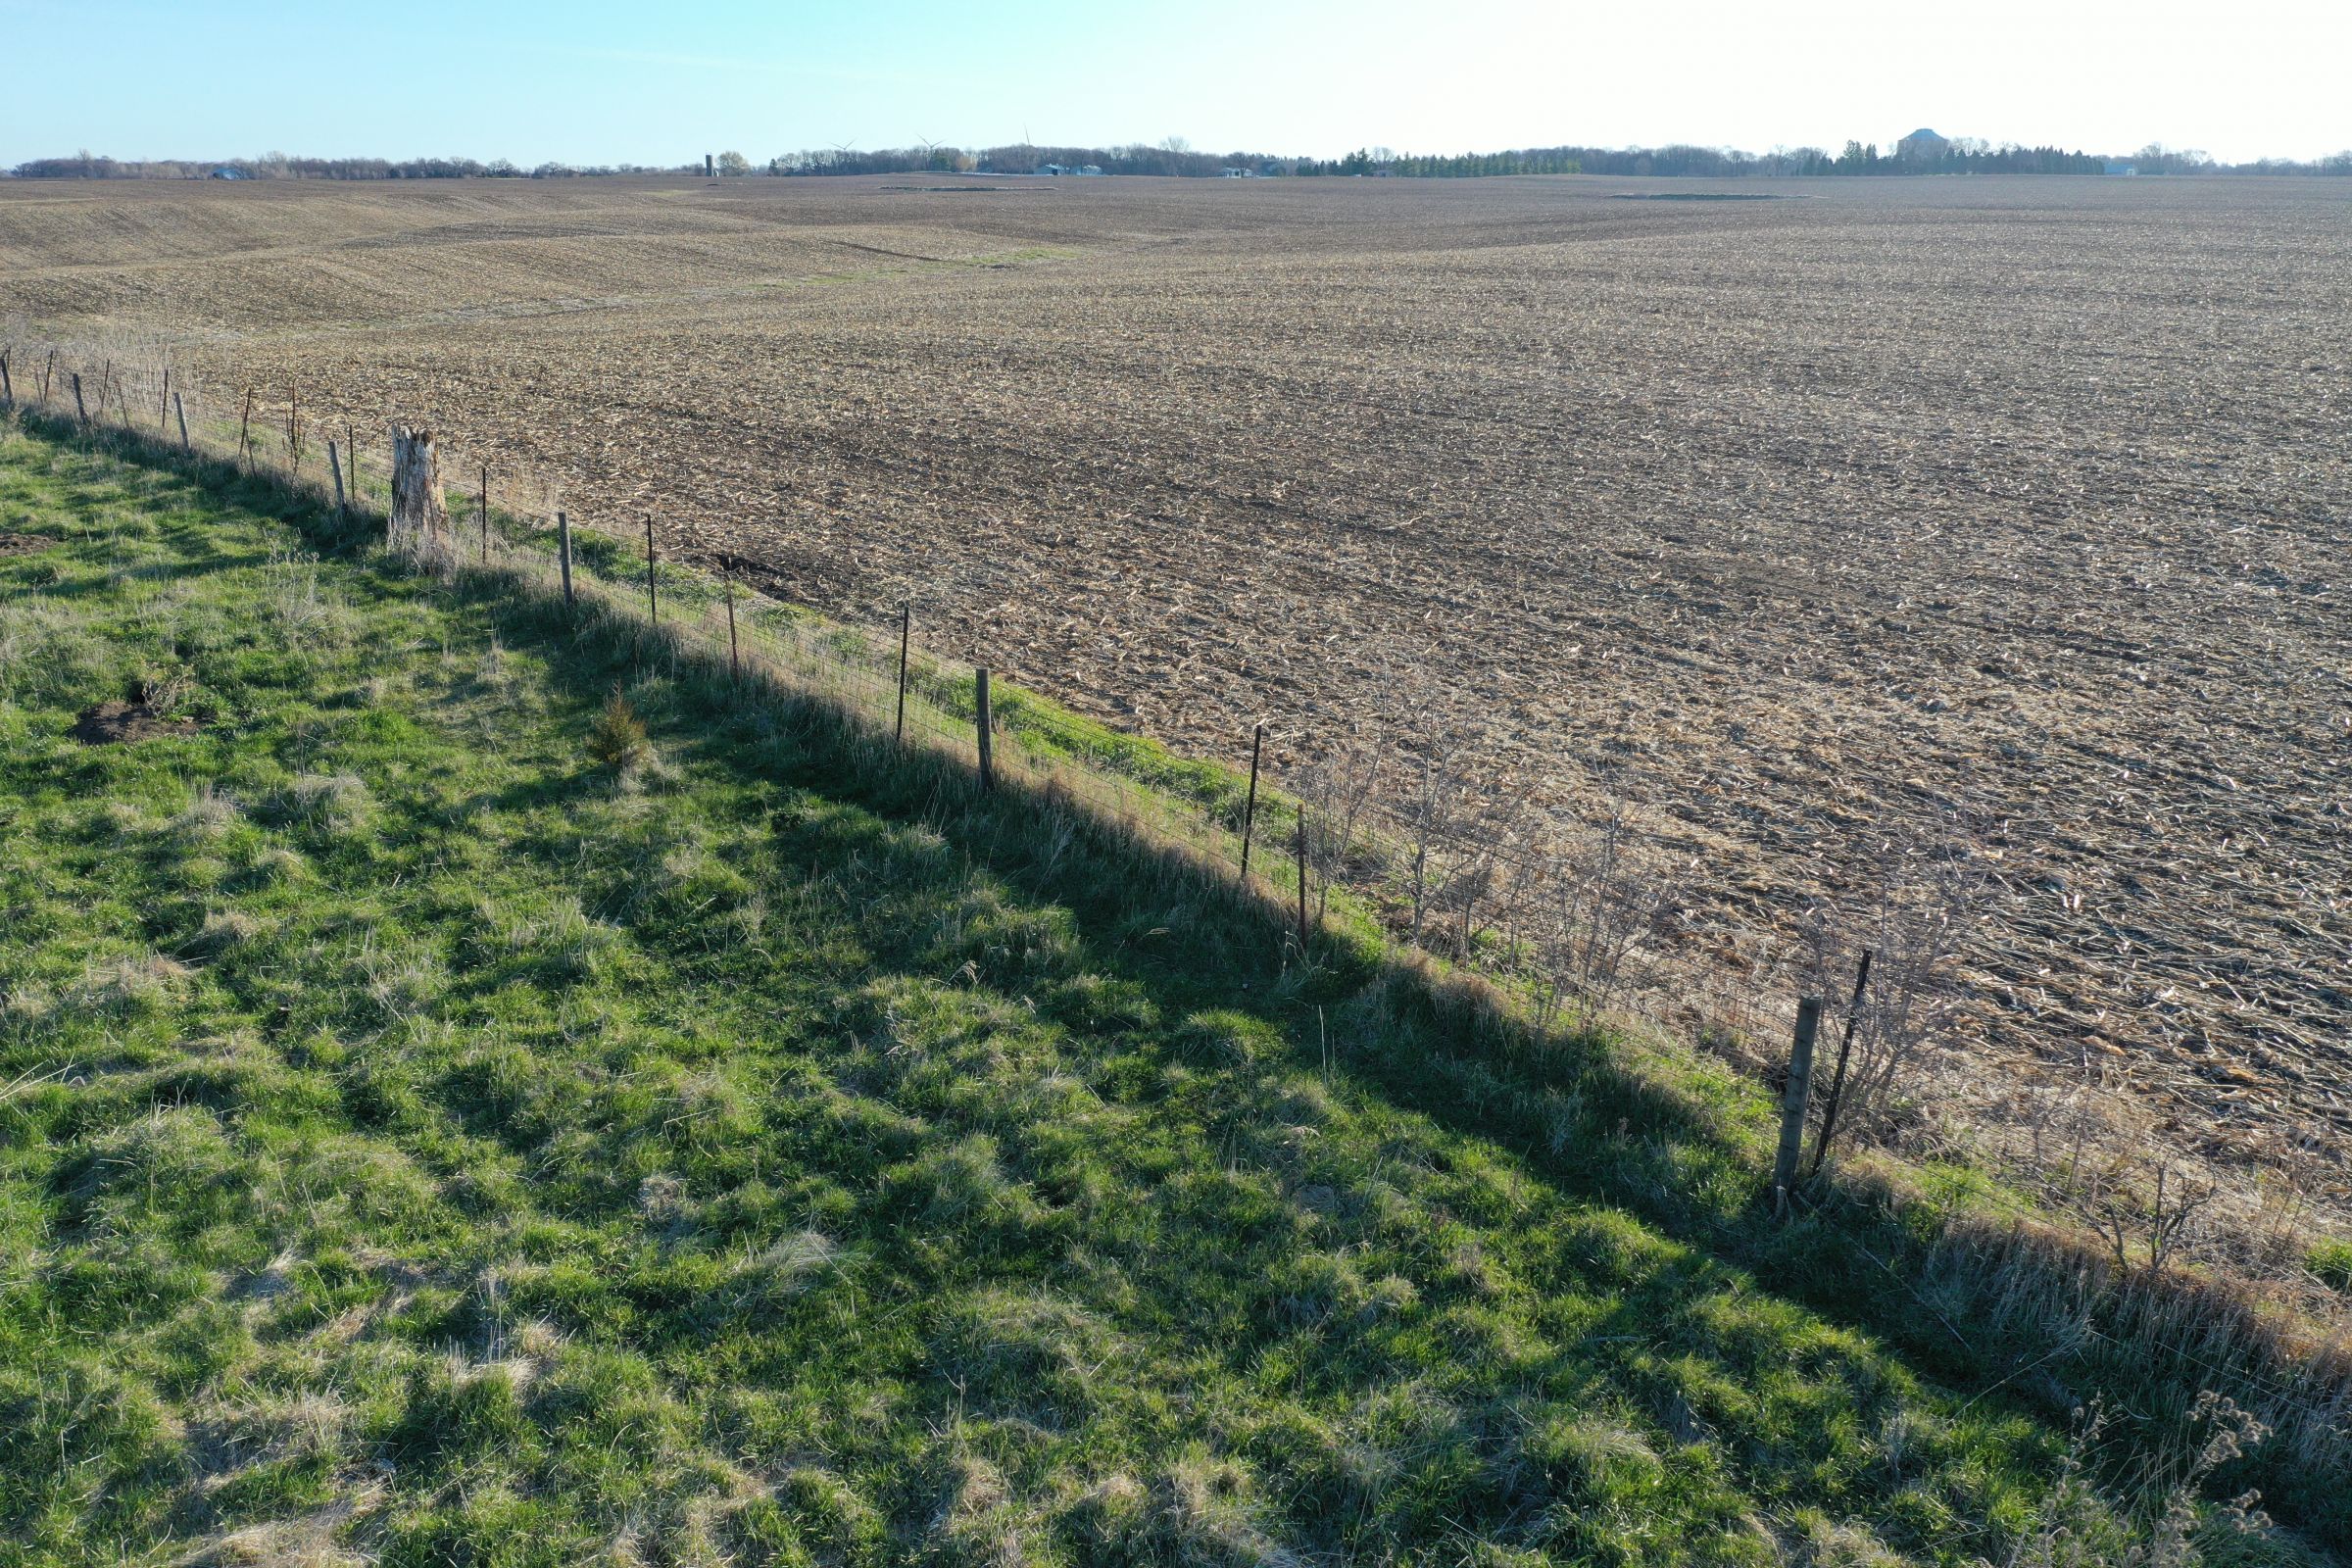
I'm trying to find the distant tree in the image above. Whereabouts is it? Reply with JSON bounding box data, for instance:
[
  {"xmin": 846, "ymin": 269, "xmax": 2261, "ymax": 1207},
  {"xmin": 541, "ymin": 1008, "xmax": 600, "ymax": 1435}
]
[{"xmin": 715, "ymin": 150, "xmax": 751, "ymax": 175}]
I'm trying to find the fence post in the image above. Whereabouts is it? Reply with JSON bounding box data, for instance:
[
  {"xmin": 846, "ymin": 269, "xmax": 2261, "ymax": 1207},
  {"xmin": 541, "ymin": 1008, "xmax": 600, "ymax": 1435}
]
[
  {"xmin": 159, "ymin": 368, "xmax": 169, "ymax": 431},
  {"xmin": 174, "ymin": 392, "xmax": 190, "ymax": 452},
  {"xmin": 1773, "ymin": 996, "xmax": 1825, "ymax": 1212},
  {"xmin": 479, "ymin": 464, "xmax": 489, "ymax": 564},
  {"xmin": 327, "ymin": 439, "xmax": 348, "ymax": 515},
  {"xmin": 723, "ymin": 569, "xmax": 740, "ymax": 681},
  {"xmin": 895, "ymin": 603, "xmax": 911, "ymax": 742},
  {"xmin": 1808, "ymin": 951, "xmax": 1875, "ymax": 1178},
  {"xmin": 2, "ymin": 348, "xmax": 14, "ymax": 410},
  {"xmin": 237, "ymin": 389, "xmax": 254, "ymax": 469},
  {"xmin": 644, "ymin": 517, "xmax": 658, "ymax": 625},
  {"xmin": 552, "ymin": 511, "xmax": 574, "ymax": 612},
  {"xmin": 286, "ymin": 385, "xmax": 299, "ymax": 474},
  {"xmin": 1295, "ymin": 810, "xmax": 1311, "ymax": 951},
  {"xmin": 72, "ymin": 371, "xmax": 88, "ymax": 427},
  {"xmin": 974, "ymin": 667, "xmax": 995, "ymax": 790},
  {"xmin": 389, "ymin": 424, "xmax": 449, "ymax": 559},
  {"xmin": 40, "ymin": 350, "xmax": 55, "ymax": 404},
  {"xmin": 1238, "ymin": 721, "xmax": 1265, "ymax": 882}
]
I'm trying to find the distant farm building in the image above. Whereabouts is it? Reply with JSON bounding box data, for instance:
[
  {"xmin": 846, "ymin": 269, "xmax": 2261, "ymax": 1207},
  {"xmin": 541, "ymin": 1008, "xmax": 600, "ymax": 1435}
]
[
  {"xmin": 1896, "ymin": 128, "xmax": 1949, "ymax": 164},
  {"xmin": 2105, "ymin": 159, "xmax": 2139, "ymax": 176},
  {"xmin": 1037, "ymin": 164, "xmax": 1102, "ymax": 176},
  {"xmin": 208, "ymin": 167, "xmax": 246, "ymax": 180}
]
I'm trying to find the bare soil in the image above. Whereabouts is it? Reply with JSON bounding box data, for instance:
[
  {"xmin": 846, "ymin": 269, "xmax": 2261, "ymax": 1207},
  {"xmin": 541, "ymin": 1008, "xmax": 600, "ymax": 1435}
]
[{"xmin": 70, "ymin": 700, "xmax": 198, "ymax": 745}]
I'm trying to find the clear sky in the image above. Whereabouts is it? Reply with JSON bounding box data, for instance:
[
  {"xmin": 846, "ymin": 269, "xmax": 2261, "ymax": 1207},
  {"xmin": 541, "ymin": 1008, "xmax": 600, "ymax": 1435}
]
[{"xmin": 4, "ymin": 0, "xmax": 2345, "ymax": 168}]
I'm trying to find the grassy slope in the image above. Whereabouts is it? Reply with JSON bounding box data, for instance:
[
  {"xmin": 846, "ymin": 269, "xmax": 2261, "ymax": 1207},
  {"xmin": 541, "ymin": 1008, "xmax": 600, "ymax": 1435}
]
[{"xmin": 0, "ymin": 426, "xmax": 2309, "ymax": 1567}]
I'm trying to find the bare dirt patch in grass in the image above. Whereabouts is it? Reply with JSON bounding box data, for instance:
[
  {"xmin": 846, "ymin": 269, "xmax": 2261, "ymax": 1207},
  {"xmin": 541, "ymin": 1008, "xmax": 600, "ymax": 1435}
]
[{"xmin": 71, "ymin": 699, "xmax": 199, "ymax": 745}]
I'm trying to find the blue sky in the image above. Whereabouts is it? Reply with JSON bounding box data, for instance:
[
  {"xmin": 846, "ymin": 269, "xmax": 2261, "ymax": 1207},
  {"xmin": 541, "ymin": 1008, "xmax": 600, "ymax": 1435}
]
[{"xmin": 4, "ymin": 0, "xmax": 2345, "ymax": 166}]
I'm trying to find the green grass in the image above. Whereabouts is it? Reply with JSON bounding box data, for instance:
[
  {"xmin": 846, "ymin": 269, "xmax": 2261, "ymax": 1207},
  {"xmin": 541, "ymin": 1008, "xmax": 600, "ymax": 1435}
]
[{"xmin": 0, "ymin": 421, "xmax": 2324, "ymax": 1566}]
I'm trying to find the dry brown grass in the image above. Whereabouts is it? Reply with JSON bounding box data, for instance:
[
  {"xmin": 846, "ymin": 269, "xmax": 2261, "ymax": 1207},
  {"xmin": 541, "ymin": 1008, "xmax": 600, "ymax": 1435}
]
[{"xmin": 6, "ymin": 171, "xmax": 2347, "ymax": 1243}]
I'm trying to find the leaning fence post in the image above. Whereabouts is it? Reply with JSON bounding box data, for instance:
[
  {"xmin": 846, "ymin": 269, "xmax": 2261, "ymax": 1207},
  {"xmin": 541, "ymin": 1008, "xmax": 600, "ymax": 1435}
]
[
  {"xmin": 973, "ymin": 668, "xmax": 996, "ymax": 789},
  {"xmin": 723, "ymin": 569, "xmax": 740, "ymax": 681},
  {"xmin": 1808, "ymin": 951, "xmax": 1875, "ymax": 1178},
  {"xmin": 327, "ymin": 439, "xmax": 347, "ymax": 515},
  {"xmin": 1773, "ymin": 996, "xmax": 1825, "ymax": 1212},
  {"xmin": 237, "ymin": 389, "xmax": 255, "ymax": 469},
  {"xmin": 479, "ymin": 464, "xmax": 489, "ymax": 564},
  {"xmin": 72, "ymin": 371, "xmax": 88, "ymax": 426},
  {"xmin": 556, "ymin": 511, "xmax": 576, "ymax": 612},
  {"xmin": 1, "ymin": 348, "xmax": 14, "ymax": 410},
  {"xmin": 1238, "ymin": 721, "xmax": 1265, "ymax": 882},
  {"xmin": 174, "ymin": 392, "xmax": 190, "ymax": 452},
  {"xmin": 895, "ymin": 603, "xmax": 911, "ymax": 742}
]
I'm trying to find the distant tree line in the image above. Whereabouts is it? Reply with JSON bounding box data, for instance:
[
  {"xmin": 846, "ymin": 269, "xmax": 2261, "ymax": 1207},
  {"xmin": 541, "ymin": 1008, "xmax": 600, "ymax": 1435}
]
[
  {"xmin": 4, "ymin": 150, "xmax": 693, "ymax": 180},
  {"xmin": 13, "ymin": 140, "xmax": 2351, "ymax": 182}
]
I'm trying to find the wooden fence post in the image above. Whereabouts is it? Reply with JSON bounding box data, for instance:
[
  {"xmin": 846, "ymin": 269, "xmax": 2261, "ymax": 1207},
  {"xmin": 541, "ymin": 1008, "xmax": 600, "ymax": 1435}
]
[
  {"xmin": 159, "ymin": 367, "xmax": 170, "ymax": 432},
  {"xmin": 2, "ymin": 348, "xmax": 14, "ymax": 410},
  {"xmin": 974, "ymin": 667, "xmax": 995, "ymax": 790},
  {"xmin": 1807, "ymin": 951, "xmax": 1875, "ymax": 1178},
  {"xmin": 1238, "ymin": 721, "xmax": 1265, "ymax": 882},
  {"xmin": 389, "ymin": 424, "xmax": 449, "ymax": 559},
  {"xmin": 1295, "ymin": 810, "xmax": 1311, "ymax": 950},
  {"xmin": 286, "ymin": 385, "xmax": 299, "ymax": 473},
  {"xmin": 40, "ymin": 350, "xmax": 56, "ymax": 404},
  {"xmin": 1773, "ymin": 996, "xmax": 1825, "ymax": 1212},
  {"xmin": 644, "ymin": 517, "xmax": 658, "ymax": 625},
  {"xmin": 72, "ymin": 371, "xmax": 88, "ymax": 426},
  {"xmin": 237, "ymin": 389, "xmax": 254, "ymax": 469},
  {"xmin": 556, "ymin": 511, "xmax": 575, "ymax": 612},
  {"xmin": 327, "ymin": 439, "xmax": 348, "ymax": 515},
  {"xmin": 478, "ymin": 464, "xmax": 489, "ymax": 564},
  {"xmin": 173, "ymin": 392, "xmax": 190, "ymax": 452},
  {"xmin": 723, "ymin": 569, "xmax": 740, "ymax": 681},
  {"xmin": 895, "ymin": 603, "xmax": 911, "ymax": 742}
]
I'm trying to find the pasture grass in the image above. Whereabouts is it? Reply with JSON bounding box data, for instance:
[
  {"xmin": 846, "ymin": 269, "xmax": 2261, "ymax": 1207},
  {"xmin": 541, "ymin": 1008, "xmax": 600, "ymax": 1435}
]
[{"xmin": 0, "ymin": 420, "xmax": 2327, "ymax": 1565}]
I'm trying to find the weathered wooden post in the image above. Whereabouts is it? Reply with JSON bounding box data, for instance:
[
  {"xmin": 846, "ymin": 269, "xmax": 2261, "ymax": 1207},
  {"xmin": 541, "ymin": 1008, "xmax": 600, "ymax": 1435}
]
[
  {"xmin": 72, "ymin": 371, "xmax": 88, "ymax": 426},
  {"xmin": 237, "ymin": 389, "xmax": 255, "ymax": 469},
  {"xmin": 1, "ymin": 349, "xmax": 14, "ymax": 410},
  {"xmin": 974, "ymin": 667, "xmax": 995, "ymax": 790},
  {"xmin": 556, "ymin": 511, "xmax": 576, "ymax": 612},
  {"xmin": 173, "ymin": 392, "xmax": 190, "ymax": 452},
  {"xmin": 1773, "ymin": 996, "xmax": 1825, "ymax": 1212},
  {"xmin": 1295, "ymin": 810, "xmax": 1310, "ymax": 950},
  {"xmin": 723, "ymin": 569, "xmax": 740, "ymax": 681},
  {"xmin": 159, "ymin": 368, "xmax": 170, "ymax": 431},
  {"xmin": 643, "ymin": 517, "xmax": 658, "ymax": 625},
  {"xmin": 1238, "ymin": 721, "xmax": 1266, "ymax": 882},
  {"xmin": 895, "ymin": 603, "xmax": 911, "ymax": 742},
  {"xmin": 1808, "ymin": 951, "xmax": 1875, "ymax": 1178},
  {"xmin": 478, "ymin": 463, "xmax": 489, "ymax": 564},
  {"xmin": 389, "ymin": 424, "xmax": 450, "ymax": 561},
  {"xmin": 327, "ymin": 439, "xmax": 348, "ymax": 515},
  {"xmin": 40, "ymin": 350, "xmax": 55, "ymax": 404},
  {"xmin": 286, "ymin": 385, "xmax": 299, "ymax": 473}
]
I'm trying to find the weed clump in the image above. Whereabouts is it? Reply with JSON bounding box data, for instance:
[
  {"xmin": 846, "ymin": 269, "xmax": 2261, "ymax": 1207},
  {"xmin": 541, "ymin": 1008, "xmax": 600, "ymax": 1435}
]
[{"xmin": 586, "ymin": 689, "xmax": 652, "ymax": 772}]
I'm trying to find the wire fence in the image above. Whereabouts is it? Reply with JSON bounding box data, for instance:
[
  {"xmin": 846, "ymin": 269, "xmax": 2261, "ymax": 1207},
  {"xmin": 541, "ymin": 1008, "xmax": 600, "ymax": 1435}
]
[{"xmin": 4, "ymin": 339, "xmax": 2344, "ymax": 1311}]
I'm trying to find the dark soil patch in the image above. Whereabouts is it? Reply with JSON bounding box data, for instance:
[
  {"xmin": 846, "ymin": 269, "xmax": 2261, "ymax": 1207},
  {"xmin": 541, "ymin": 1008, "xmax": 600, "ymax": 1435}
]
[
  {"xmin": 71, "ymin": 700, "xmax": 200, "ymax": 745},
  {"xmin": 0, "ymin": 532, "xmax": 58, "ymax": 557}
]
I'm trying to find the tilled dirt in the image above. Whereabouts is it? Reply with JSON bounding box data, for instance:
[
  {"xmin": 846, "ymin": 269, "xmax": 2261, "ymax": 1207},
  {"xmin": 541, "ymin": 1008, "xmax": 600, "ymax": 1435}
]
[{"xmin": 6, "ymin": 172, "xmax": 2346, "ymax": 1205}]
